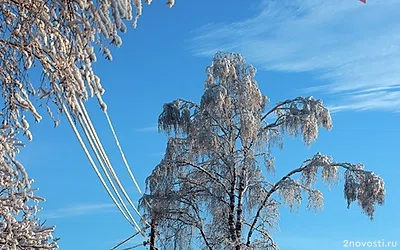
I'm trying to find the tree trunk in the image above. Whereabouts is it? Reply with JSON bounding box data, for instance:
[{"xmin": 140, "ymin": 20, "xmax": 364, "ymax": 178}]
[
  {"xmin": 150, "ymin": 217, "xmax": 157, "ymax": 250},
  {"xmin": 235, "ymin": 167, "xmax": 245, "ymax": 250},
  {"xmin": 229, "ymin": 181, "xmax": 237, "ymax": 244},
  {"xmin": 235, "ymin": 184, "xmax": 244, "ymax": 249}
]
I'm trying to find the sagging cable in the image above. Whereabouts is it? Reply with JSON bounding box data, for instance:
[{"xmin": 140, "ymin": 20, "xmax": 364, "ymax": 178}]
[
  {"xmin": 76, "ymin": 107, "xmax": 140, "ymax": 231},
  {"xmin": 56, "ymin": 93, "xmax": 134, "ymax": 228},
  {"xmin": 78, "ymin": 99, "xmax": 150, "ymax": 227}
]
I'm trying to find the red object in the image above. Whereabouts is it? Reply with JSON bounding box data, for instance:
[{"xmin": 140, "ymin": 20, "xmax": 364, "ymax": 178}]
[{"xmin": 360, "ymin": 0, "xmax": 366, "ymax": 3}]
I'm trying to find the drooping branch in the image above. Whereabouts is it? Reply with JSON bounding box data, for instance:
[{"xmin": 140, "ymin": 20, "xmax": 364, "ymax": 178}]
[
  {"xmin": 246, "ymin": 153, "xmax": 385, "ymax": 246},
  {"xmin": 1, "ymin": 0, "xmax": 176, "ymax": 139},
  {"xmin": 261, "ymin": 96, "xmax": 332, "ymax": 145}
]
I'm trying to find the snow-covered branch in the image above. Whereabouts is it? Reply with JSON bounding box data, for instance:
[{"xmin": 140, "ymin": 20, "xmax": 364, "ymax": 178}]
[
  {"xmin": 246, "ymin": 153, "xmax": 385, "ymax": 246},
  {"xmin": 0, "ymin": 127, "xmax": 57, "ymax": 249}
]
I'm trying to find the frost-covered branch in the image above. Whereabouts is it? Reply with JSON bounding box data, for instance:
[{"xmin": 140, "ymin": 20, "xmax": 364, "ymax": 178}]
[
  {"xmin": 246, "ymin": 153, "xmax": 385, "ymax": 246},
  {"xmin": 0, "ymin": 126, "xmax": 57, "ymax": 249},
  {"xmin": 1, "ymin": 0, "xmax": 175, "ymax": 139},
  {"xmin": 262, "ymin": 96, "xmax": 332, "ymax": 145}
]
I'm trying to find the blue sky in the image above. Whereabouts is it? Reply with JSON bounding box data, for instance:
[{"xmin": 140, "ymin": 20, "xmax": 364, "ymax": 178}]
[{"xmin": 17, "ymin": 0, "xmax": 400, "ymax": 249}]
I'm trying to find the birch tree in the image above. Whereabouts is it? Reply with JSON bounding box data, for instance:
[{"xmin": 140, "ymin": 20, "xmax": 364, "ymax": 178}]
[
  {"xmin": 140, "ymin": 52, "xmax": 386, "ymax": 250},
  {"xmin": 0, "ymin": 126, "xmax": 58, "ymax": 249}
]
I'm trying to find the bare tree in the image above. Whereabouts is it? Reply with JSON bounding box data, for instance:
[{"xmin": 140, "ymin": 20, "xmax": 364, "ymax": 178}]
[
  {"xmin": 140, "ymin": 52, "xmax": 386, "ymax": 250},
  {"xmin": 0, "ymin": 126, "xmax": 58, "ymax": 249}
]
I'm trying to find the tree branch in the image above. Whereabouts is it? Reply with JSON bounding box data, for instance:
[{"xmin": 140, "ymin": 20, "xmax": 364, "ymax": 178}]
[
  {"xmin": 246, "ymin": 165, "xmax": 306, "ymax": 246},
  {"xmin": 176, "ymin": 160, "xmax": 230, "ymax": 195}
]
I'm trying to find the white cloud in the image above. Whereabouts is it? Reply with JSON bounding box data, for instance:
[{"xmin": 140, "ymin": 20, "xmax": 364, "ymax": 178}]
[
  {"xmin": 135, "ymin": 124, "xmax": 158, "ymax": 133},
  {"xmin": 190, "ymin": 0, "xmax": 400, "ymax": 112},
  {"xmin": 42, "ymin": 203, "xmax": 116, "ymax": 219}
]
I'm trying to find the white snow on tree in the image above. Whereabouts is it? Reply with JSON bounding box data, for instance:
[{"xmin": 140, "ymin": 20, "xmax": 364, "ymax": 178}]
[
  {"xmin": 1, "ymin": 1, "xmax": 173, "ymax": 241},
  {"xmin": 0, "ymin": 0, "xmax": 174, "ymax": 138},
  {"xmin": 140, "ymin": 52, "xmax": 386, "ymax": 250},
  {"xmin": 0, "ymin": 126, "xmax": 57, "ymax": 249}
]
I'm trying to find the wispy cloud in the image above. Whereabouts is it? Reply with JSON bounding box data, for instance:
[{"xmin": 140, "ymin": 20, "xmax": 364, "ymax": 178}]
[
  {"xmin": 190, "ymin": 0, "xmax": 400, "ymax": 112},
  {"xmin": 42, "ymin": 203, "xmax": 116, "ymax": 219},
  {"xmin": 135, "ymin": 124, "xmax": 158, "ymax": 133}
]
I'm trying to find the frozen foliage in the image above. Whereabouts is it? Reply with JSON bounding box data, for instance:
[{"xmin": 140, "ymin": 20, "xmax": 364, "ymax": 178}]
[
  {"xmin": 271, "ymin": 96, "xmax": 332, "ymax": 145},
  {"xmin": 0, "ymin": 0, "xmax": 174, "ymax": 139},
  {"xmin": 0, "ymin": 127, "xmax": 57, "ymax": 249},
  {"xmin": 1, "ymin": 1, "xmax": 174, "ymax": 241},
  {"xmin": 342, "ymin": 164, "xmax": 385, "ymax": 219},
  {"xmin": 141, "ymin": 52, "xmax": 386, "ymax": 250}
]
